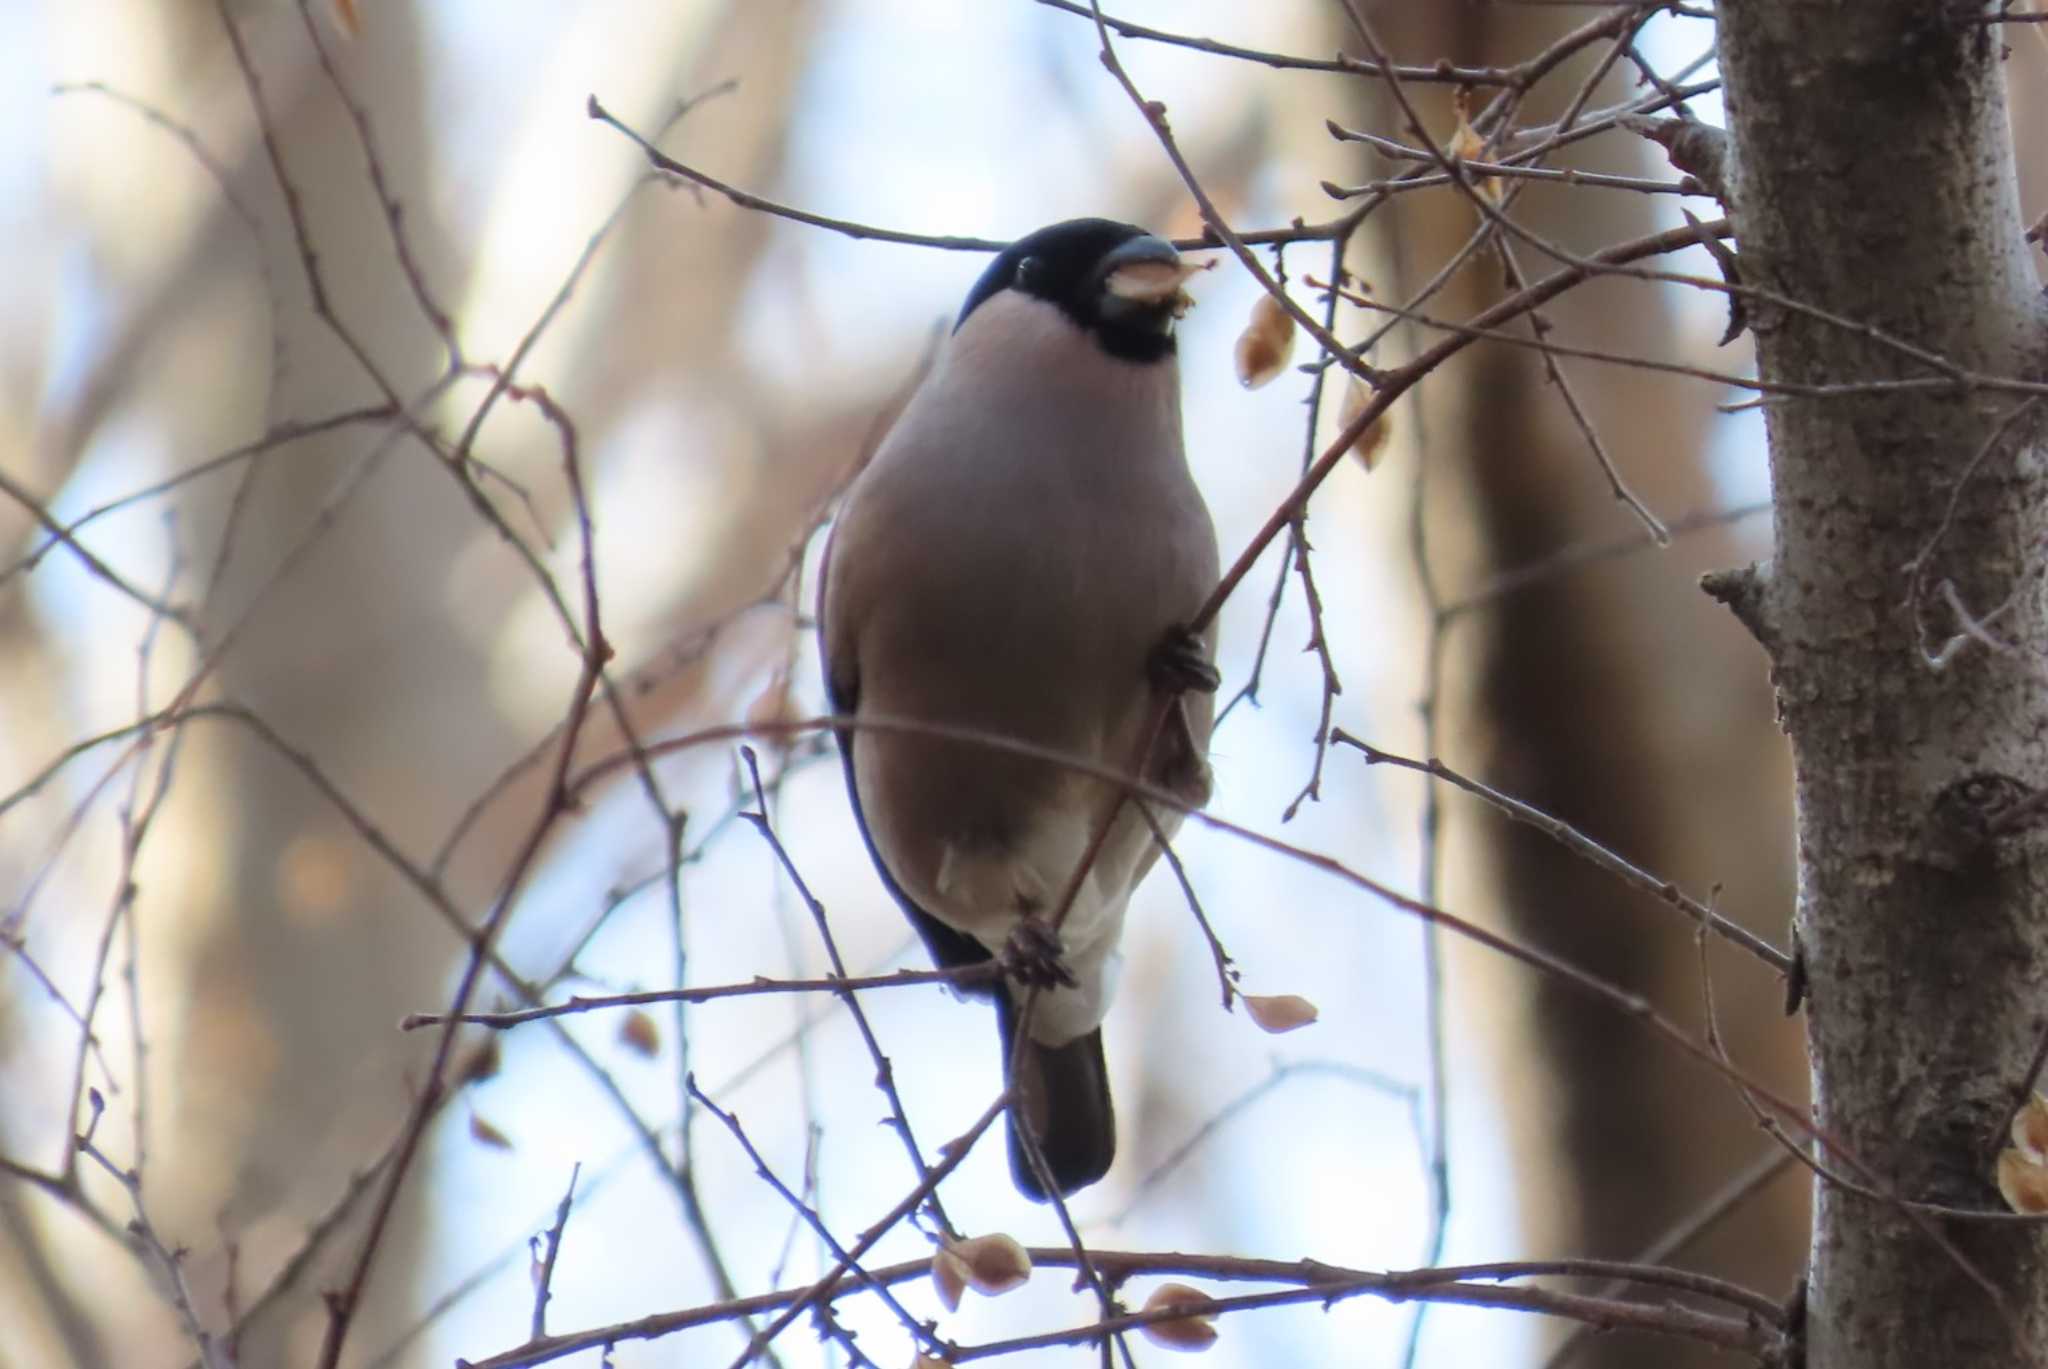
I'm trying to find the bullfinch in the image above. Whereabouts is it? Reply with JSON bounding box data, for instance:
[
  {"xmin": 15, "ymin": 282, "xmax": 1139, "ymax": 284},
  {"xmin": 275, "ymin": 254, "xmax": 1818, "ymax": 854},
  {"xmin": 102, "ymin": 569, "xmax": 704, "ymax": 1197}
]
[{"xmin": 818, "ymin": 218, "xmax": 1220, "ymax": 1200}]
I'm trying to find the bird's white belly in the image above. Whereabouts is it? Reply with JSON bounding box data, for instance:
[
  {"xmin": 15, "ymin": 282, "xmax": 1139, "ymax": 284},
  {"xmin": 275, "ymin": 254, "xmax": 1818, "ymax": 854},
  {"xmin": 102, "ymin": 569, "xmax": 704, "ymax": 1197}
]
[{"xmin": 924, "ymin": 802, "xmax": 1138, "ymax": 1045}]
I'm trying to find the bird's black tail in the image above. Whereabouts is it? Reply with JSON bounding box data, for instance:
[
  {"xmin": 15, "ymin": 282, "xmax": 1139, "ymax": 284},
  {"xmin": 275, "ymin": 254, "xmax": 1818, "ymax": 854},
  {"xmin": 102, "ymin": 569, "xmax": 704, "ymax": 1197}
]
[{"xmin": 994, "ymin": 991, "xmax": 1115, "ymax": 1201}]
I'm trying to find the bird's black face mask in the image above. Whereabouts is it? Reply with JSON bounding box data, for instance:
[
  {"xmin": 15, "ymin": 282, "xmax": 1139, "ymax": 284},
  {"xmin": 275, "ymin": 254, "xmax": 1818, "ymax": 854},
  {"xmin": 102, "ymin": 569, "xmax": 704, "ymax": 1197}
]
[{"xmin": 958, "ymin": 218, "xmax": 1197, "ymax": 363}]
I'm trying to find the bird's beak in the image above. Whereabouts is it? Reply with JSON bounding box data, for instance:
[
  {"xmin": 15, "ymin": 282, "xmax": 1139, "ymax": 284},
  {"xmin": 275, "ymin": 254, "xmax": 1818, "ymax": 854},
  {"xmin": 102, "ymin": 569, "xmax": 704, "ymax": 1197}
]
[{"xmin": 1099, "ymin": 235, "xmax": 1208, "ymax": 317}]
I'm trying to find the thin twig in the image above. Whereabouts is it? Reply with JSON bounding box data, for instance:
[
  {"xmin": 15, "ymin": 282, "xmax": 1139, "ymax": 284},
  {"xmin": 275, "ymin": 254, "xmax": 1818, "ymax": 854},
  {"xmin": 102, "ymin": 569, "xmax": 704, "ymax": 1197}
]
[
  {"xmin": 462, "ymin": 1243, "xmax": 1783, "ymax": 1369},
  {"xmin": 688, "ymin": 1079, "xmax": 945, "ymax": 1356},
  {"xmin": 403, "ymin": 964, "xmax": 1003, "ymax": 1031},
  {"xmin": 1108, "ymin": 1060, "xmax": 1420, "ymax": 1225},
  {"xmin": 1033, "ymin": 0, "xmax": 1521, "ymax": 82},
  {"xmin": 1540, "ymin": 1147, "xmax": 1796, "ymax": 1369},
  {"xmin": 724, "ymin": 1093, "xmax": 1010, "ymax": 1369},
  {"xmin": 1134, "ymin": 800, "xmax": 1236, "ymax": 1008},
  {"xmin": 75, "ymin": 1098, "xmax": 229, "ymax": 1369},
  {"xmin": 1331, "ymin": 732, "xmax": 1794, "ymax": 974},
  {"xmin": 312, "ymin": 383, "xmax": 610, "ymax": 1369},
  {"xmin": 737, "ymin": 746, "xmax": 957, "ymax": 1238},
  {"xmin": 528, "ymin": 1163, "xmax": 581, "ymax": 1342}
]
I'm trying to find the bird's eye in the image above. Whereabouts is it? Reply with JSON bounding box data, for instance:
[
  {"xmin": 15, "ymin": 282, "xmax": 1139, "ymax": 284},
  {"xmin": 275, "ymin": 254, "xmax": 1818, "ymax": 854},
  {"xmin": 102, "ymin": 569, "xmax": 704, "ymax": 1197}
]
[{"xmin": 1013, "ymin": 256, "xmax": 1043, "ymax": 290}]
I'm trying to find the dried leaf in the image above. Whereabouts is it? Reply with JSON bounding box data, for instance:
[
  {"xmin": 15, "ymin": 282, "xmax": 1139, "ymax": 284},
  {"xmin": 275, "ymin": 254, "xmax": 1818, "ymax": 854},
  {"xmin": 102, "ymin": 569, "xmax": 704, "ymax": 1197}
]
[
  {"xmin": 1243, "ymin": 993, "xmax": 1319, "ymax": 1034},
  {"xmin": 1999, "ymin": 1147, "xmax": 2048, "ymax": 1214},
  {"xmin": 1448, "ymin": 86, "xmax": 1499, "ymax": 202},
  {"xmin": 1447, "ymin": 91, "xmax": 1484, "ymax": 164},
  {"xmin": 469, "ymin": 1112, "xmax": 514, "ymax": 1151},
  {"xmin": 1234, "ymin": 292, "xmax": 1296, "ymax": 390},
  {"xmin": 1337, "ymin": 378, "xmax": 1391, "ymax": 471},
  {"xmin": 2014, "ymin": 1091, "xmax": 2048, "ymax": 1162},
  {"xmin": 931, "ymin": 1248, "xmax": 968, "ymax": 1312},
  {"xmin": 1139, "ymin": 1282, "xmax": 1220, "ymax": 1352},
  {"xmin": 946, "ymin": 1233, "xmax": 1032, "ymax": 1296},
  {"xmin": 618, "ymin": 1009, "xmax": 661, "ymax": 1059},
  {"xmin": 456, "ymin": 1037, "xmax": 502, "ymax": 1087}
]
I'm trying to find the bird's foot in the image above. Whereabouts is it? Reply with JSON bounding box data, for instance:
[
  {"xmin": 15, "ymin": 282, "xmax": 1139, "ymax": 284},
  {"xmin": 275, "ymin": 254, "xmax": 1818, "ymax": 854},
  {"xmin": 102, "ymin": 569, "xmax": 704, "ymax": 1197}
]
[
  {"xmin": 1000, "ymin": 915, "xmax": 1078, "ymax": 990},
  {"xmin": 1148, "ymin": 623, "xmax": 1220, "ymax": 696}
]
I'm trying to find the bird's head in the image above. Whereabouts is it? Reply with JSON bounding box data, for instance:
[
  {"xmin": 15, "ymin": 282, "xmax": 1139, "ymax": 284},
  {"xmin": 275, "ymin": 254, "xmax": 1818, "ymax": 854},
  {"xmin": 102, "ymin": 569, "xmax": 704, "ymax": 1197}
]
[{"xmin": 956, "ymin": 218, "xmax": 1206, "ymax": 363}]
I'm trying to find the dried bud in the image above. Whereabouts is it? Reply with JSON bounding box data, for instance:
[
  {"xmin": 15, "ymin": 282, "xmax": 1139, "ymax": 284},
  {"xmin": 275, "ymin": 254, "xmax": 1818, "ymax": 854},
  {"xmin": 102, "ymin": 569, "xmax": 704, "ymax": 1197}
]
[
  {"xmin": 1139, "ymin": 1282, "xmax": 1220, "ymax": 1352},
  {"xmin": 618, "ymin": 1009, "xmax": 661, "ymax": 1059},
  {"xmin": 1447, "ymin": 86, "xmax": 1500, "ymax": 203},
  {"xmin": 1337, "ymin": 378, "xmax": 1391, "ymax": 471},
  {"xmin": 1999, "ymin": 1147, "xmax": 2048, "ymax": 1214},
  {"xmin": 456, "ymin": 1037, "xmax": 502, "ymax": 1087},
  {"xmin": 931, "ymin": 1248, "xmax": 968, "ymax": 1312},
  {"xmin": 946, "ymin": 1233, "xmax": 1032, "ymax": 1296},
  {"xmin": 2013, "ymin": 1092, "xmax": 2048, "ymax": 1162},
  {"xmin": 1234, "ymin": 292, "xmax": 1296, "ymax": 390},
  {"xmin": 1448, "ymin": 119, "xmax": 1484, "ymax": 164},
  {"xmin": 1448, "ymin": 84, "xmax": 1485, "ymax": 165},
  {"xmin": 469, "ymin": 1112, "xmax": 514, "ymax": 1151},
  {"xmin": 1243, "ymin": 993, "xmax": 1319, "ymax": 1034}
]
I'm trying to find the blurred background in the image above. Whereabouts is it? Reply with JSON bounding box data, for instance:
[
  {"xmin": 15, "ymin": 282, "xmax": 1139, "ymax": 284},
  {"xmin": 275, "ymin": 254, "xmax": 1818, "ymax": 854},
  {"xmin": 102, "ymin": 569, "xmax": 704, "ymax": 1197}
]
[{"xmin": 0, "ymin": 0, "xmax": 1906, "ymax": 1364}]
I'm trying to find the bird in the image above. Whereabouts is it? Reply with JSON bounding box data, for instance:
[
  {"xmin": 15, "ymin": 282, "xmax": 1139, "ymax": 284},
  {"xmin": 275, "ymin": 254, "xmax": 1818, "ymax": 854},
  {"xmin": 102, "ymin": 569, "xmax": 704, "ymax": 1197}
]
[{"xmin": 817, "ymin": 218, "xmax": 1221, "ymax": 1201}]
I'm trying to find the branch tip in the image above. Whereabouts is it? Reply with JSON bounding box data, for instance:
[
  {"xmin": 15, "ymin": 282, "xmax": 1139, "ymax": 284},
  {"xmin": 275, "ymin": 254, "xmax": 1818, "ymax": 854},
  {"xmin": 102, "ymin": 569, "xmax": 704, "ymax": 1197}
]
[
  {"xmin": 1699, "ymin": 561, "xmax": 1776, "ymax": 652},
  {"xmin": 1623, "ymin": 115, "xmax": 1732, "ymax": 207}
]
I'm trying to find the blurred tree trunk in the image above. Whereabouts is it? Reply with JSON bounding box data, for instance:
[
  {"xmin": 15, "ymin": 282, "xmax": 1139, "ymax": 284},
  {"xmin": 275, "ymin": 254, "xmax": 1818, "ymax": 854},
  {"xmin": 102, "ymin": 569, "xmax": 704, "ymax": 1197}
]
[
  {"xmin": 1362, "ymin": 6, "xmax": 1804, "ymax": 1364},
  {"xmin": 1717, "ymin": 5, "xmax": 2048, "ymax": 1365},
  {"xmin": 180, "ymin": 12, "xmax": 489, "ymax": 1360},
  {"xmin": 166, "ymin": 6, "xmax": 825, "ymax": 1360}
]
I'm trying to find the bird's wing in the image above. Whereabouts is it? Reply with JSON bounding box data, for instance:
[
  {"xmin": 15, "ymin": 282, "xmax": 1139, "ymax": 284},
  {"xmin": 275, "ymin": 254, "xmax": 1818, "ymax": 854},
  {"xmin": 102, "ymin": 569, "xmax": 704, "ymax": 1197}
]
[{"xmin": 817, "ymin": 517, "xmax": 998, "ymax": 985}]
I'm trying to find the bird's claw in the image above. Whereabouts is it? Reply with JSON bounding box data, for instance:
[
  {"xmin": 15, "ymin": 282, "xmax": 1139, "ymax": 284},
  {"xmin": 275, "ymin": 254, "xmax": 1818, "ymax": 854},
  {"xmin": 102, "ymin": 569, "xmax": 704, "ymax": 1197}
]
[
  {"xmin": 1149, "ymin": 623, "xmax": 1220, "ymax": 696},
  {"xmin": 1000, "ymin": 916, "xmax": 1078, "ymax": 990}
]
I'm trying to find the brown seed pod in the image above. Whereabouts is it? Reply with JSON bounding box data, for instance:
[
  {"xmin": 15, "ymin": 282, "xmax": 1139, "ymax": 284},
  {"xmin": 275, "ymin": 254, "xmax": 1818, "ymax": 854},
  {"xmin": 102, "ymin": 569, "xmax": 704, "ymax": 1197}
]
[
  {"xmin": 1139, "ymin": 1282, "xmax": 1221, "ymax": 1352},
  {"xmin": 1234, "ymin": 291, "xmax": 1297, "ymax": 390},
  {"xmin": 1244, "ymin": 993, "xmax": 1319, "ymax": 1034}
]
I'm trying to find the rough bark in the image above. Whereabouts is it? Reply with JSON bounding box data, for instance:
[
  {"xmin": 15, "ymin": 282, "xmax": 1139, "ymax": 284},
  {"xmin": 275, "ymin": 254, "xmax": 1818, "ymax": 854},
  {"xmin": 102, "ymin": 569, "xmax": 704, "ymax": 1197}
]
[{"xmin": 1718, "ymin": 5, "xmax": 2048, "ymax": 1365}]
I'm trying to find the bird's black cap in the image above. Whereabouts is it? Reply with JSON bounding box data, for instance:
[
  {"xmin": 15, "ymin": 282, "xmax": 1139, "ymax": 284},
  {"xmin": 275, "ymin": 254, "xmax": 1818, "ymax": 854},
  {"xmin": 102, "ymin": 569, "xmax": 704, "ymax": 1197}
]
[{"xmin": 957, "ymin": 217, "xmax": 1186, "ymax": 363}]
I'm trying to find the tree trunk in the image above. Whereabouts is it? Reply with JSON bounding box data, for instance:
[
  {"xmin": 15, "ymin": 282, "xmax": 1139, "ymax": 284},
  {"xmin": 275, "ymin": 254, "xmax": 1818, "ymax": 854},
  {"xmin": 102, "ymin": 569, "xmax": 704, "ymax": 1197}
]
[{"xmin": 1717, "ymin": 5, "xmax": 2048, "ymax": 1364}]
